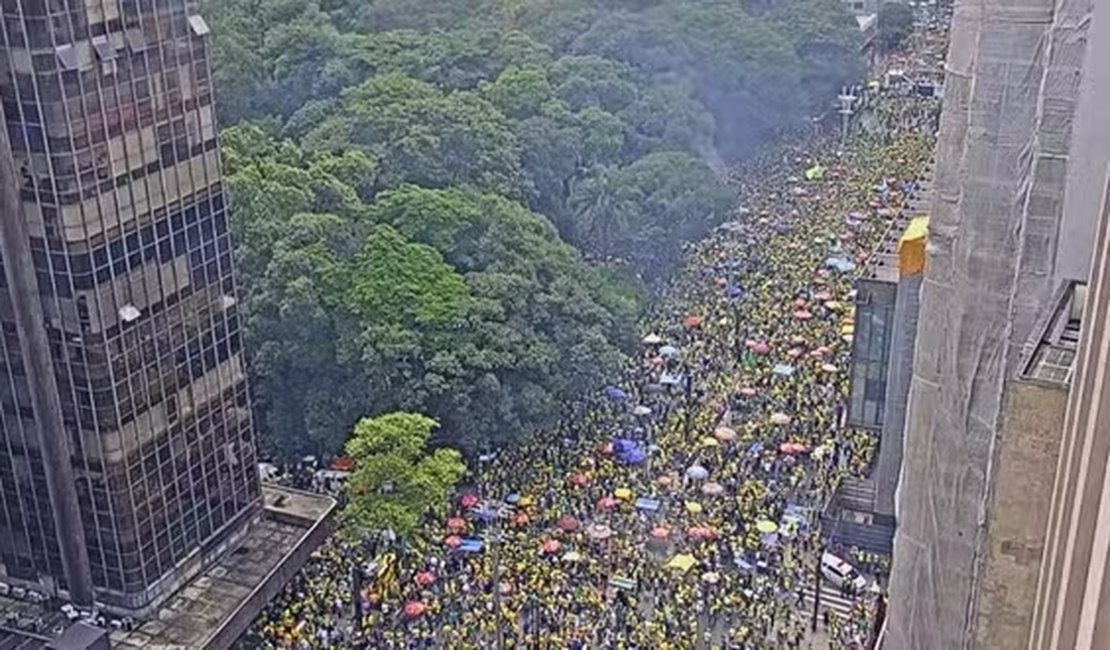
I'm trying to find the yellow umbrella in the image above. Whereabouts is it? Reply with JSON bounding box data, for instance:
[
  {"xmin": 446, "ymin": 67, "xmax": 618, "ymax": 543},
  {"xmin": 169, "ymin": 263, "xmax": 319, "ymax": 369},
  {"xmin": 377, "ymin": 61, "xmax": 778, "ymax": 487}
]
[
  {"xmin": 755, "ymin": 520, "xmax": 778, "ymax": 534},
  {"xmin": 519, "ymin": 496, "xmax": 535, "ymax": 507},
  {"xmin": 685, "ymin": 501, "xmax": 704, "ymax": 514},
  {"xmin": 701, "ymin": 436, "xmax": 720, "ymax": 448},
  {"xmin": 665, "ymin": 553, "xmax": 697, "ymax": 572},
  {"xmin": 614, "ymin": 488, "xmax": 633, "ymax": 500}
]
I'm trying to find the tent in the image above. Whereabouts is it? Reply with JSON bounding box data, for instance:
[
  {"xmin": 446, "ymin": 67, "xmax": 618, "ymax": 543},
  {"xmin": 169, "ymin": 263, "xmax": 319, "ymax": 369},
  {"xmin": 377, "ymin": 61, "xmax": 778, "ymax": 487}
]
[{"xmin": 635, "ymin": 497, "xmax": 662, "ymax": 512}]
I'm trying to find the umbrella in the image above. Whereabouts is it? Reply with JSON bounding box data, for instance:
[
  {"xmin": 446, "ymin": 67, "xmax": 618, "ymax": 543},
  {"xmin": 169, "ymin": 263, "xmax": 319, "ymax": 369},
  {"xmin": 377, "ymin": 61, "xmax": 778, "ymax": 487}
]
[
  {"xmin": 460, "ymin": 494, "xmax": 479, "ymax": 508},
  {"xmin": 651, "ymin": 356, "xmax": 665, "ymax": 366},
  {"xmin": 505, "ymin": 493, "xmax": 521, "ymax": 504},
  {"xmin": 512, "ymin": 512, "xmax": 530, "ymax": 526},
  {"xmin": 447, "ymin": 517, "xmax": 467, "ymax": 531},
  {"xmin": 600, "ymin": 443, "xmax": 614, "ymax": 455},
  {"xmin": 686, "ymin": 465, "xmax": 709, "ymax": 480},
  {"xmin": 825, "ymin": 300, "xmax": 842, "ymax": 311},
  {"xmin": 445, "ymin": 535, "xmax": 463, "ymax": 548},
  {"xmin": 614, "ymin": 487, "xmax": 633, "ymax": 500},
  {"xmin": 821, "ymin": 363, "xmax": 838, "ymax": 373},
  {"xmin": 542, "ymin": 539, "xmax": 561, "ymax": 554},
  {"xmin": 556, "ymin": 516, "xmax": 580, "ymax": 532},
  {"xmin": 405, "ymin": 601, "xmax": 426, "ymax": 617},
  {"xmin": 714, "ymin": 427, "xmax": 737, "ymax": 442},
  {"xmin": 701, "ymin": 436, "xmax": 720, "ymax": 448},
  {"xmin": 748, "ymin": 442, "xmax": 764, "ymax": 456},
  {"xmin": 793, "ymin": 309, "xmax": 813, "ymax": 320},
  {"xmin": 779, "ymin": 442, "xmax": 796, "ymax": 454},
  {"xmin": 572, "ymin": 473, "xmax": 590, "ymax": 487},
  {"xmin": 701, "ymin": 571, "xmax": 721, "ymax": 584},
  {"xmin": 794, "ymin": 298, "xmax": 807, "ymax": 308},
  {"xmin": 562, "ymin": 551, "xmax": 583, "ymax": 562},
  {"xmin": 598, "ymin": 496, "xmax": 619, "ymax": 510},
  {"xmin": 632, "ymin": 405, "xmax": 652, "ymax": 416},
  {"xmin": 727, "ymin": 286, "xmax": 744, "ymax": 299},
  {"xmin": 651, "ymin": 527, "xmax": 670, "ymax": 539},
  {"xmin": 755, "ymin": 520, "xmax": 778, "ymax": 534},
  {"xmin": 770, "ymin": 412, "xmax": 792, "ymax": 425},
  {"xmin": 642, "ymin": 333, "xmax": 663, "ymax": 345},
  {"xmin": 587, "ymin": 524, "xmax": 614, "ymax": 540},
  {"xmin": 656, "ymin": 475, "xmax": 673, "ymax": 487},
  {"xmin": 814, "ymin": 290, "xmax": 833, "ymax": 301},
  {"xmin": 331, "ymin": 456, "xmax": 354, "ymax": 471},
  {"xmin": 739, "ymin": 387, "xmax": 758, "ymax": 397},
  {"xmin": 752, "ymin": 342, "xmax": 771, "ymax": 355},
  {"xmin": 605, "ymin": 386, "xmax": 627, "ymax": 401},
  {"xmin": 659, "ymin": 345, "xmax": 680, "ymax": 358},
  {"xmin": 685, "ymin": 501, "xmax": 704, "ymax": 514},
  {"xmin": 415, "ymin": 571, "xmax": 435, "ymax": 586},
  {"xmin": 518, "ymin": 496, "xmax": 535, "ymax": 507},
  {"xmin": 786, "ymin": 347, "xmax": 803, "ymax": 359},
  {"xmin": 684, "ymin": 315, "xmax": 704, "ymax": 329},
  {"xmin": 701, "ymin": 482, "xmax": 725, "ymax": 496}
]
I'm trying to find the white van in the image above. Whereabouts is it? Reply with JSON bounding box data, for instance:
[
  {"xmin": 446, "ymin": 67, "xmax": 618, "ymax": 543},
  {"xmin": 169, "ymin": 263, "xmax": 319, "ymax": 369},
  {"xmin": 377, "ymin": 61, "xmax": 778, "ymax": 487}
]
[{"xmin": 821, "ymin": 552, "xmax": 870, "ymax": 592}]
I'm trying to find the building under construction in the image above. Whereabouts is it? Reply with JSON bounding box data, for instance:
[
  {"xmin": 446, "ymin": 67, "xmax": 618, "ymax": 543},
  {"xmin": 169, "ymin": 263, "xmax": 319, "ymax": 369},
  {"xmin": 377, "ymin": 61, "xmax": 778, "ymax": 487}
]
[{"xmin": 882, "ymin": 0, "xmax": 1110, "ymax": 648}]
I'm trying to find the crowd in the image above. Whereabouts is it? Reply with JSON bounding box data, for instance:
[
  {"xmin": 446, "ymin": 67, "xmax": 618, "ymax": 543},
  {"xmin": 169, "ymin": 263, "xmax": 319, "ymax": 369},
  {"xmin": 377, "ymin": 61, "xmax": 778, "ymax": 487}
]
[{"xmin": 245, "ymin": 23, "xmax": 945, "ymax": 650}]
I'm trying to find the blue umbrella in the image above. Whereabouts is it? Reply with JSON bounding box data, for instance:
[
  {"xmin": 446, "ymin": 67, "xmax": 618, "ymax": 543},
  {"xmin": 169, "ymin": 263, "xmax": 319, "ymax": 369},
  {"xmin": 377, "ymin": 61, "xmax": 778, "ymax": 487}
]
[
  {"xmin": 505, "ymin": 493, "xmax": 521, "ymax": 504},
  {"xmin": 605, "ymin": 386, "xmax": 627, "ymax": 401},
  {"xmin": 726, "ymin": 286, "xmax": 743, "ymax": 299},
  {"xmin": 659, "ymin": 345, "xmax": 679, "ymax": 358},
  {"xmin": 748, "ymin": 442, "xmax": 764, "ymax": 456},
  {"xmin": 686, "ymin": 465, "xmax": 709, "ymax": 480}
]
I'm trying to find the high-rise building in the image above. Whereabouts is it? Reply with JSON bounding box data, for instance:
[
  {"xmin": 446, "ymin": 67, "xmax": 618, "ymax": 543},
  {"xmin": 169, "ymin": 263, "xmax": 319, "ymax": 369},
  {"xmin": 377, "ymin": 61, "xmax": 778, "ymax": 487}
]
[
  {"xmin": 881, "ymin": 0, "xmax": 1110, "ymax": 648},
  {"xmin": 0, "ymin": 0, "xmax": 259, "ymax": 614}
]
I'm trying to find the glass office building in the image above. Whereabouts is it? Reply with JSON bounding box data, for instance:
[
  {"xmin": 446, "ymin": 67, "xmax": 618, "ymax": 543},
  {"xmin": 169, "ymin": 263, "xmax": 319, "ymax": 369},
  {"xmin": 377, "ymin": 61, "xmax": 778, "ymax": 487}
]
[{"xmin": 0, "ymin": 0, "xmax": 259, "ymax": 612}]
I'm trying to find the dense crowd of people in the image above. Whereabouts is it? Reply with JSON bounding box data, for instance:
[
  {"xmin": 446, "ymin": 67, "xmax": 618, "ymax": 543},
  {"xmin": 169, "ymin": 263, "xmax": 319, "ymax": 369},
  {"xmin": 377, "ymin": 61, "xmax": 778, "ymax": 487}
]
[{"xmin": 244, "ymin": 18, "xmax": 946, "ymax": 650}]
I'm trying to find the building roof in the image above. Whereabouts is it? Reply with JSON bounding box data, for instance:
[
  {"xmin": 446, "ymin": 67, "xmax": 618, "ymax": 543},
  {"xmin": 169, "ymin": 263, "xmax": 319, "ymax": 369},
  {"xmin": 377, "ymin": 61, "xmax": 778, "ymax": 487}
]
[
  {"xmin": 857, "ymin": 13, "xmax": 878, "ymax": 32},
  {"xmin": 108, "ymin": 486, "xmax": 335, "ymax": 650}
]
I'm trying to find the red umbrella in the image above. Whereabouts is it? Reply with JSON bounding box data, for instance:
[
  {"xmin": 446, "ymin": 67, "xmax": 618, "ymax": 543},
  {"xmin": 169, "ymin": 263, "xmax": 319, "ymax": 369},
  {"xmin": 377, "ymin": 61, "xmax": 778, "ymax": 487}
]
[
  {"xmin": 651, "ymin": 527, "xmax": 670, "ymax": 539},
  {"xmin": 542, "ymin": 539, "xmax": 561, "ymax": 554},
  {"xmin": 460, "ymin": 494, "xmax": 479, "ymax": 508},
  {"xmin": 752, "ymin": 342, "xmax": 771, "ymax": 355},
  {"xmin": 651, "ymin": 356, "xmax": 665, "ymax": 366},
  {"xmin": 557, "ymin": 516, "xmax": 581, "ymax": 532},
  {"xmin": 447, "ymin": 517, "xmax": 467, "ymax": 531},
  {"xmin": 572, "ymin": 473, "xmax": 590, "ymax": 487},
  {"xmin": 794, "ymin": 298, "xmax": 807, "ymax": 308},
  {"xmin": 445, "ymin": 535, "xmax": 463, "ymax": 548},
  {"xmin": 415, "ymin": 571, "xmax": 436, "ymax": 586},
  {"xmin": 405, "ymin": 601, "xmax": 426, "ymax": 617},
  {"xmin": 513, "ymin": 512, "xmax": 530, "ymax": 526},
  {"xmin": 786, "ymin": 347, "xmax": 803, "ymax": 359},
  {"xmin": 331, "ymin": 456, "xmax": 354, "ymax": 471},
  {"xmin": 598, "ymin": 497, "xmax": 618, "ymax": 510},
  {"xmin": 656, "ymin": 475, "xmax": 673, "ymax": 487},
  {"xmin": 600, "ymin": 443, "xmax": 614, "ymax": 455},
  {"xmin": 793, "ymin": 310, "xmax": 813, "ymax": 320},
  {"xmin": 739, "ymin": 387, "xmax": 757, "ymax": 397},
  {"xmin": 684, "ymin": 315, "xmax": 704, "ymax": 329}
]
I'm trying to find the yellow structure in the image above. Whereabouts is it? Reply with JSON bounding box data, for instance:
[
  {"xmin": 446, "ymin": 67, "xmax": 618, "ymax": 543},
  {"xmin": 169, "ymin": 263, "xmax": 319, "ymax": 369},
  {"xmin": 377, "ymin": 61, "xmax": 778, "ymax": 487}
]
[{"xmin": 898, "ymin": 216, "xmax": 929, "ymax": 277}]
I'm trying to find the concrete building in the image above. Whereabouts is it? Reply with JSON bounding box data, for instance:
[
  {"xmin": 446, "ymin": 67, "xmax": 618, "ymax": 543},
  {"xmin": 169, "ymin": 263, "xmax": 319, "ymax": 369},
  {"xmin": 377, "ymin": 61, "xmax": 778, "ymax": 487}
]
[{"xmin": 883, "ymin": 0, "xmax": 1110, "ymax": 648}]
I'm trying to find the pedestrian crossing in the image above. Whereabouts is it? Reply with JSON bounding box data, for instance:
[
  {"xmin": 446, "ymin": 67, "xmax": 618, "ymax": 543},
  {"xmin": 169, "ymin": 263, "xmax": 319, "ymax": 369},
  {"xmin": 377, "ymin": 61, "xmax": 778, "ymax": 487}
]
[{"xmin": 799, "ymin": 583, "xmax": 860, "ymax": 618}]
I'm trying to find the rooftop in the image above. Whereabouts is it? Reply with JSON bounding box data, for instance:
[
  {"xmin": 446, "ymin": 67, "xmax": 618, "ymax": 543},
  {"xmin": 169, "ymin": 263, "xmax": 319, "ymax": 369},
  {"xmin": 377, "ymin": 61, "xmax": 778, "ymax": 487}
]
[
  {"xmin": 1021, "ymin": 280, "xmax": 1086, "ymax": 385},
  {"xmin": 104, "ymin": 485, "xmax": 335, "ymax": 650}
]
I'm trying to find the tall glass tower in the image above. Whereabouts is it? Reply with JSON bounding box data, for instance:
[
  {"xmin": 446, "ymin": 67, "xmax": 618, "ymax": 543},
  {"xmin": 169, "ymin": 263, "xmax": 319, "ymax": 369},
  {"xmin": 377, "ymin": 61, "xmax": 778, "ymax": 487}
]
[{"xmin": 0, "ymin": 0, "xmax": 259, "ymax": 612}]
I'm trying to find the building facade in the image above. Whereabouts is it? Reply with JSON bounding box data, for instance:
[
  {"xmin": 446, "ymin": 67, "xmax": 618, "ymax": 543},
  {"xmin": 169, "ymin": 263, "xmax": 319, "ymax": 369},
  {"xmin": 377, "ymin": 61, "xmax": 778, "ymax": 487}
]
[{"xmin": 0, "ymin": 0, "xmax": 259, "ymax": 612}]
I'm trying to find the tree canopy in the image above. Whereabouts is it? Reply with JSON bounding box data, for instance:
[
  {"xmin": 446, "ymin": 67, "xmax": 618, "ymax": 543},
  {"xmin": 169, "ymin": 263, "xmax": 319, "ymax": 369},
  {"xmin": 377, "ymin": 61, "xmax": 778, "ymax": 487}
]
[
  {"xmin": 341, "ymin": 413, "xmax": 466, "ymax": 537},
  {"xmin": 210, "ymin": 0, "xmax": 863, "ymax": 459}
]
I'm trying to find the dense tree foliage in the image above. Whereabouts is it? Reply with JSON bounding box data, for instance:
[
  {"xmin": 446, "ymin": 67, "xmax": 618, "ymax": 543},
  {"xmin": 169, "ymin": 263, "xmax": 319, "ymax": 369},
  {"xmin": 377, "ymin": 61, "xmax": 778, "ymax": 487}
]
[
  {"xmin": 210, "ymin": 0, "xmax": 863, "ymax": 458},
  {"xmin": 877, "ymin": 2, "xmax": 916, "ymax": 53},
  {"xmin": 341, "ymin": 413, "xmax": 466, "ymax": 537}
]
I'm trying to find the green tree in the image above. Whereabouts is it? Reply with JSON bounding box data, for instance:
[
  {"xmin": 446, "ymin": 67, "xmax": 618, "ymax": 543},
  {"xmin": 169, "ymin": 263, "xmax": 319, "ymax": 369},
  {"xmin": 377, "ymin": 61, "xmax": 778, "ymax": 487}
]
[
  {"xmin": 341, "ymin": 413, "xmax": 466, "ymax": 537},
  {"xmin": 877, "ymin": 2, "xmax": 915, "ymax": 53}
]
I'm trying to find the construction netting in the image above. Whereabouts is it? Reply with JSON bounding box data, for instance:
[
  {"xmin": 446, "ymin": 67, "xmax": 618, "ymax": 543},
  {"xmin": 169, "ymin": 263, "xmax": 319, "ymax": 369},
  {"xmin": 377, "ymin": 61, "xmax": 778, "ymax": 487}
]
[{"xmin": 886, "ymin": 0, "xmax": 1095, "ymax": 648}]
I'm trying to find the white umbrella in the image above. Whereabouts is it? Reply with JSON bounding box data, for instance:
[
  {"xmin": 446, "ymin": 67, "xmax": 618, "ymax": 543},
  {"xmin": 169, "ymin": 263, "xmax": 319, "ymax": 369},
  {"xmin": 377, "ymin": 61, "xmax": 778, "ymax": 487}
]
[{"xmin": 642, "ymin": 334, "xmax": 663, "ymax": 345}]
